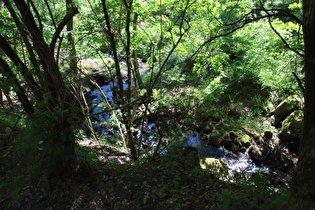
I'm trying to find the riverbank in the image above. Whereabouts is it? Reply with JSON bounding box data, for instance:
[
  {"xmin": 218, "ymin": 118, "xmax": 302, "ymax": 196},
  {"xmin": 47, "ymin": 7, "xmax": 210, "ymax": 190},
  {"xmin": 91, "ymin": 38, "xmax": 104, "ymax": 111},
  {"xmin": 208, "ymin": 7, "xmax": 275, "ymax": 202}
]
[{"xmin": 0, "ymin": 137, "xmax": 289, "ymax": 209}]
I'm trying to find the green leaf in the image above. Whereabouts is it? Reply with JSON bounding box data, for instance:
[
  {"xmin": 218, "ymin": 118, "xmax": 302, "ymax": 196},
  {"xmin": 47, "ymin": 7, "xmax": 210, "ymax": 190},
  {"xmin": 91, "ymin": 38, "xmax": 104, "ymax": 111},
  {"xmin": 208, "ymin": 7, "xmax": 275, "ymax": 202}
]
[{"xmin": 5, "ymin": 127, "xmax": 12, "ymax": 135}]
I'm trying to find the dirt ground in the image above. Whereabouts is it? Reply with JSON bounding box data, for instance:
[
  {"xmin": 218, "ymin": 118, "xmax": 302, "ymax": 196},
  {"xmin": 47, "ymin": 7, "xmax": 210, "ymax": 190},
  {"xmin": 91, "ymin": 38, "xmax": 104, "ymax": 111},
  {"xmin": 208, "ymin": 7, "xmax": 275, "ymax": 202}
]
[{"xmin": 0, "ymin": 137, "xmax": 231, "ymax": 209}]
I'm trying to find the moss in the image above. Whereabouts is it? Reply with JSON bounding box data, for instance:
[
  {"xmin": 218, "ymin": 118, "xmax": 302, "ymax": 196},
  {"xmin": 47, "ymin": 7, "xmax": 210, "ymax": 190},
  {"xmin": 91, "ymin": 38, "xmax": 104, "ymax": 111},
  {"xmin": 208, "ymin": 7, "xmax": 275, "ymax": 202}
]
[
  {"xmin": 210, "ymin": 130, "xmax": 223, "ymax": 146},
  {"xmin": 79, "ymin": 62, "xmax": 99, "ymax": 72},
  {"xmin": 229, "ymin": 131, "xmax": 238, "ymax": 140},
  {"xmin": 200, "ymin": 158, "xmax": 228, "ymax": 178},
  {"xmin": 246, "ymin": 129, "xmax": 260, "ymax": 143},
  {"xmin": 252, "ymin": 132, "xmax": 261, "ymax": 142},
  {"xmin": 279, "ymin": 110, "xmax": 303, "ymax": 153},
  {"xmin": 280, "ymin": 110, "xmax": 303, "ymax": 136},
  {"xmin": 239, "ymin": 134, "xmax": 251, "ymax": 148},
  {"xmin": 272, "ymin": 95, "xmax": 303, "ymax": 127},
  {"xmin": 286, "ymin": 95, "xmax": 303, "ymax": 110}
]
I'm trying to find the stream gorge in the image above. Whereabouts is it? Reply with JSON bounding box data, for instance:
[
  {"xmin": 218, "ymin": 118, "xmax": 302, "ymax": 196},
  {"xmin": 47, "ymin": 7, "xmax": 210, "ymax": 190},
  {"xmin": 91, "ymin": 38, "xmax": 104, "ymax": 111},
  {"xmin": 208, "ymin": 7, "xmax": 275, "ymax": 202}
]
[{"xmin": 84, "ymin": 76, "xmax": 298, "ymax": 183}]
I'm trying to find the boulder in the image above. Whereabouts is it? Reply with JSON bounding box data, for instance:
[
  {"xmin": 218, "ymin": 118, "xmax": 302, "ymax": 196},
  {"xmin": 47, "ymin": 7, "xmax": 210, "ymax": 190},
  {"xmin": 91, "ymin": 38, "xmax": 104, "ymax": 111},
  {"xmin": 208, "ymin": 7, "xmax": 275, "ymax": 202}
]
[
  {"xmin": 220, "ymin": 131, "xmax": 237, "ymax": 151},
  {"xmin": 248, "ymin": 145, "xmax": 263, "ymax": 165},
  {"xmin": 239, "ymin": 134, "xmax": 251, "ymax": 148},
  {"xmin": 267, "ymin": 150, "xmax": 295, "ymax": 173},
  {"xmin": 200, "ymin": 158, "xmax": 228, "ymax": 178},
  {"xmin": 263, "ymin": 129, "xmax": 274, "ymax": 140},
  {"xmin": 222, "ymin": 132, "xmax": 252, "ymax": 153},
  {"xmin": 210, "ymin": 130, "xmax": 223, "ymax": 146},
  {"xmin": 248, "ymin": 144, "xmax": 294, "ymax": 172},
  {"xmin": 271, "ymin": 95, "xmax": 303, "ymax": 128},
  {"xmin": 79, "ymin": 58, "xmax": 115, "ymax": 86},
  {"xmin": 279, "ymin": 110, "xmax": 303, "ymax": 154}
]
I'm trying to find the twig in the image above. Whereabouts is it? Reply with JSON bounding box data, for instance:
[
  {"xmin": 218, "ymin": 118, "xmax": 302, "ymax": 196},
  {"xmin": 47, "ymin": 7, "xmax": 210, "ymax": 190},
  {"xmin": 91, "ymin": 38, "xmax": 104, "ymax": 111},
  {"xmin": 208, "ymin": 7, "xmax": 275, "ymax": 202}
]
[{"xmin": 292, "ymin": 71, "xmax": 305, "ymax": 95}]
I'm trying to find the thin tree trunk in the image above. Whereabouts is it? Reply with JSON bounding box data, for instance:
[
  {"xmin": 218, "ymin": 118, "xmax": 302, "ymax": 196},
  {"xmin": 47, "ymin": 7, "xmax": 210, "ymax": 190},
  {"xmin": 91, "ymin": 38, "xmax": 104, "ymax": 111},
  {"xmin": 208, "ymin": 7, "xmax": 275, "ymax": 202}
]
[
  {"xmin": 0, "ymin": 57, "xmax": 34, "ymax": 115},
  {"xmin": 66, "ymin": 0, "xmax": 78, "ymax": 72},
  {"xmin": 101, "ymin": 0, "xmax": 125, "ymax": 101}
]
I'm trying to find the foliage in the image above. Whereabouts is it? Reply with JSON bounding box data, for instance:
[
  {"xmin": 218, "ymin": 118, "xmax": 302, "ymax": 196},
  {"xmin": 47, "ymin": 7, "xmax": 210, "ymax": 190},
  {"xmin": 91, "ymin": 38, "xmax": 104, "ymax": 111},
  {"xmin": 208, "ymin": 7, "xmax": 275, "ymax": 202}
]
[
  {"xmin": 200, "ymin": 158, "xmax": 228, "ymax": 179},
  {"xmin": 214, "ymin": 173, "xmax": 289, "ymax": 210},
  {"xmin": 0, "ymin": 2, "xmax": 304, "ymax": 207},
  {"xmin": 113, "ymin": 146, "xmax": 209, "ymax": 209},
  {"xmin": 13, "ymin": 103, "xmax": 77, "ymax": 178},
  {"xmin": 0, "ymin": 110, "xmax": 21, "ymax": 138}
]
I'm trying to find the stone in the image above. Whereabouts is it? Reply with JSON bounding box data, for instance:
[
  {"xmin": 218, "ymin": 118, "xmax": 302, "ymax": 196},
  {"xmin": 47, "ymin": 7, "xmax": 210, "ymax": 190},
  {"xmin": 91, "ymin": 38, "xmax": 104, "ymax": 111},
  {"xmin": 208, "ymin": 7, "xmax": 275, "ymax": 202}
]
[
  {"xmin": 271, "ymin": 95, "xmax": 303, "ymax": 128},
  {"xmin": 239, "ymin": 134, "xmax": 251, "ymax": 148},
  {"xmin": 200, "ymin": 158, "xmax": 228, "ymax": 178},
  {"xmin": 279, "ymin": 110, "xmax": 303, "ymax": 154},
  {"xmin": 229, "ymin": 131, "xmax": 238, "ymax": 139},
  {"xmin": 263, "ymin": 129, "xmax": 274, "ymax": 139},
  {"xmin": 210, "ymin": 130, "xmax": 222, "ymax": 146},
  {"xmin": 248, "ymin": 145, "xmax": 263, "ymax": 165}
]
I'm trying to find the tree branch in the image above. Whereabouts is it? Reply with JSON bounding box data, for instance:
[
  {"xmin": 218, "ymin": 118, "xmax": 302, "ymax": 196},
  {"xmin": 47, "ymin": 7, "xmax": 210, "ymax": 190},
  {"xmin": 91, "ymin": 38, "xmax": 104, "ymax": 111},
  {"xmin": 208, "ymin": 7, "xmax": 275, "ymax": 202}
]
[
  {"xmin": 0, "ymin": 34, "xmax": 41, "ymax": 92},
  {"xmin": 50, "ymin": 7, "xmax": 79, "ymax": 51},
  {"xmin": 191, "ymin": 7, "xmax": 303, "ymax": 59},
  {"xmin": 3, "ymin": 0, "xmax": 41, "ymax": 75},
  {"xmin": 267, "ymin": 15, "xmax": 304, "ymax": 57},
  {"xmin": 292, "ymin": 71, "xmax": 305, "ymax": 95},
  {"xmin": 0, "ymin": 57, "xmax": 34, "ymax": 115},
  {"xmin": 101, "ymin": 0, "xmax": 125, "ymax": 101}
]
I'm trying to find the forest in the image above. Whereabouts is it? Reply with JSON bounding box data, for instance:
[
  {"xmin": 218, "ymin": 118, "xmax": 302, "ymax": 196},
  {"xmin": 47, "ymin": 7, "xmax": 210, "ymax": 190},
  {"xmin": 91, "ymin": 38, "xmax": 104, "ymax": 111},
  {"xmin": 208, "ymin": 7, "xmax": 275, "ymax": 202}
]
[{"xmin": 0, "ymin": 0, "xmax": 314, "ymax": 209}]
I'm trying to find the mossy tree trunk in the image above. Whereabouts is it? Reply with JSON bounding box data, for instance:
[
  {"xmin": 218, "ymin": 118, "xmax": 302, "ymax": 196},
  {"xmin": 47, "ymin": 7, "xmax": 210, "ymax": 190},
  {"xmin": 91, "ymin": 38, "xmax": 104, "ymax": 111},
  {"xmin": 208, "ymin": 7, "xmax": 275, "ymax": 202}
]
[{"xmin": 289, "ymin": 0, "xmax": 315, "ymax": 209}]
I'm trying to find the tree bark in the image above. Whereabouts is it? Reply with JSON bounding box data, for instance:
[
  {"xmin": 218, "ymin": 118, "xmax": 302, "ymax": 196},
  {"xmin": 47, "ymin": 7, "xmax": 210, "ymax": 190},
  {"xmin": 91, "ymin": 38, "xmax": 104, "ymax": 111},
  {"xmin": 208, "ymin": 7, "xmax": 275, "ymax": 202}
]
[
  {"xmin": 0, "ymin": 57, "xmax": 34, "ymax": 114},
  {"xmin": 289, "ymin": 0, "xmax": 315, "ymax": 209},
  {"xmin": 66, "ymin": 0, "xmax": 78, "ymax": 72},
  {"xmin": 2, "ymin": 0, "xmax": 80, "ymax": 175},
  {"xmin": 101, "ymin": 0, "xmax": 125, "ymax": 101}
]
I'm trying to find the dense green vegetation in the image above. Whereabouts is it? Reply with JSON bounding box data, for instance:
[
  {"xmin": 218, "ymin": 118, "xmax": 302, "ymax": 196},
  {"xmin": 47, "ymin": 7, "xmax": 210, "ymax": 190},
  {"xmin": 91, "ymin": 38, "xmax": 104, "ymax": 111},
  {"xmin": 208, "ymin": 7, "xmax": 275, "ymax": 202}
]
[{"xmin": 1, "ymin": 0, "xmax": 312, "ymax": 209}]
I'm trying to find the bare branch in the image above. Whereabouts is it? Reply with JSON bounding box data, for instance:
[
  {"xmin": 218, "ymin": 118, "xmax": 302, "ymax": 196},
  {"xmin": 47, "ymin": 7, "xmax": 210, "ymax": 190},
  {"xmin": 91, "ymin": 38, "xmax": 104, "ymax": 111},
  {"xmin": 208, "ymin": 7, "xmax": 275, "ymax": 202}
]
[{"xmin": 0, "ymin": 34, "xmax": 41, "ymax": 92}]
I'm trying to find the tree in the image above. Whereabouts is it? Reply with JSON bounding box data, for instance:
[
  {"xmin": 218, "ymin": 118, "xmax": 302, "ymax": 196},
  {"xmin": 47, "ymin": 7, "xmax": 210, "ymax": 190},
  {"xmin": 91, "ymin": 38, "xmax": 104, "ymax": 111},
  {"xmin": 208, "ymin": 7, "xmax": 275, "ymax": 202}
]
[
  {"xmin": 289, "ymin": 0, "xmax": 315, "ymax": 209},
  {"xmin": 99, "ymin": 0, "xmax": 198, "ymax": 159},
  {"xmin": 0, "ymin": 0, "xmax": 80, "ymax": 175}
]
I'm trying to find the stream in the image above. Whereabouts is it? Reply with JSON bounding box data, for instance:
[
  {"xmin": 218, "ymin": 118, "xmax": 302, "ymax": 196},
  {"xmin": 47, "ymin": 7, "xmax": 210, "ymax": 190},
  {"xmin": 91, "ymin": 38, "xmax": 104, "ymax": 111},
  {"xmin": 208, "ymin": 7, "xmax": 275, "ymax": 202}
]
[{"xmin": 88, "ymin": 82, "xmax": 291, "ymax": 180}]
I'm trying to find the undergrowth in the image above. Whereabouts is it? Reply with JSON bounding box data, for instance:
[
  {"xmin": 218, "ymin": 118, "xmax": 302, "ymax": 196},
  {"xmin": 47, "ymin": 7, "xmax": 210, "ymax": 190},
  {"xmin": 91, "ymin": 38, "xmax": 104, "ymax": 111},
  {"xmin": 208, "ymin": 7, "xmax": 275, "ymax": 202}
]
[{"xmin": 214, "ymin": 173, "xmax": 289, "ymax": 209}]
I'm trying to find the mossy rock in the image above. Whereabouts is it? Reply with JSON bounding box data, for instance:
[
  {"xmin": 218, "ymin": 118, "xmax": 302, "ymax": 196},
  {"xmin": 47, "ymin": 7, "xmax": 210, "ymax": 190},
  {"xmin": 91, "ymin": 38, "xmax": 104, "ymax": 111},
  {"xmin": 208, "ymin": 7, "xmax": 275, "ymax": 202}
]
[
  {"xmin": 245, "ymin": 129, "xmax": 261, "ymax": 143},
  {"xmin": 210, "ymin": 130, "xmax": 223, "ymax": 146},
  {"xmin": 263, "ymin": 129, "xmax": 274, "ymax": 139},
  {"xmin": 279, "ymin": 110, "xmax": 303, "ymax": 140},
  {"xmin": 229, "ymin": 131, "xmax": 238, "ymax": 140},
  {"xmin": 231, "ymin": 142, "xmax": 241, "ymax": 153},
  {"xmin": 248, "ymin": 145, "xmax": 263, "ymax": 165},
  {"xmin": 272, "ymin": 95, "xmax": 303, "ymax": 127},
  {"xmin": 239, "ymin": 134, "xmax": 251, "ymax": 148},
  {"xmin": 200, "ymin": 158, "xmax": 228, "ymax": 178},
  {"xmin": 279, "ymin": 110, "xmax": 303, "ymax": 153},
  {"xmin": 252, "ymin": 132, "xmax": 261, "ymax": 143}
]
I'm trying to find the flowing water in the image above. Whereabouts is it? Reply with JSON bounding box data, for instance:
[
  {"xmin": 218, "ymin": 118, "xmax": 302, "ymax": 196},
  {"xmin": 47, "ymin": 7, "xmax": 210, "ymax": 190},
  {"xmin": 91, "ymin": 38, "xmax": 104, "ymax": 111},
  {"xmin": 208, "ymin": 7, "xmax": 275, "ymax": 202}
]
[{"xmin": 88, "ymin": 83, "xmax": 289, "ymax": 179}]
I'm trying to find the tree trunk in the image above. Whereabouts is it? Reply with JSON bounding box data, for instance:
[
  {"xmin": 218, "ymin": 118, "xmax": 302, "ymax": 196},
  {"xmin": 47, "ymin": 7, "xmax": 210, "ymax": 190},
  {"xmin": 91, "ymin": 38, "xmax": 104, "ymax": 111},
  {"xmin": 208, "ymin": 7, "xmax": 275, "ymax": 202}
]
[
  {"xmin": 1, "ymin": 0, "xmax": 80, "ymax": 175},
  {"xmin": 0, "ymin": 57, "xmax": 34, "ymax": 114},
  {"xmin": 66, "ymin": 0, "xmax": 78, "ymax": 72},
  {"xmin": 289, "ymin": 0, "xmax": 315, "ymax": 209}
]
